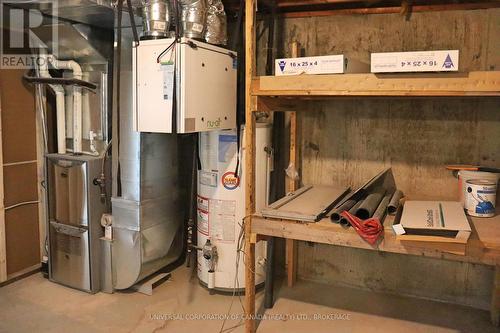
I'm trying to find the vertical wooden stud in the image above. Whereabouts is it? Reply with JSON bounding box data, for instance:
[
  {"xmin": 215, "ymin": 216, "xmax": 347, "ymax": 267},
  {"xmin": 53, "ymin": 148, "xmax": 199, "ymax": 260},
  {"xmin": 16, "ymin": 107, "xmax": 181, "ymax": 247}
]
[
  {"xmin": 491, "ymin": 265, "xmax": 500, "ymax": 326},
  {"xmin": 245, "ymin": 0, "xmax": 257, "ymax": 332},
  {"xmin": 0, "ymin": 87, "xmax": 6, "ymax": 282},
  {"xmin": 285, "ymin": 41, "xmax": 299, "ymax": 288}
]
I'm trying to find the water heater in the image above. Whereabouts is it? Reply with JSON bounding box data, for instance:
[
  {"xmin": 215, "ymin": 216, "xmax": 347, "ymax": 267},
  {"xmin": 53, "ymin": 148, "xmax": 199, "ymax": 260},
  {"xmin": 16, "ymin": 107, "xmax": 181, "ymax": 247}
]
[{"xmin": 197, "ymin": 124, "xmax": 271, "ymax": 291}]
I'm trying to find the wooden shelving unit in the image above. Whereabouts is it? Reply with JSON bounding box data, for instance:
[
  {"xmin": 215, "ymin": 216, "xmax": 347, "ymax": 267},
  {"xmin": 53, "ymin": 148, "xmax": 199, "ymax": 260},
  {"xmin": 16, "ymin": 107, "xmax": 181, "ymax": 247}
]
[
  {"xmin": 251, "ymin": 213, "xmax": 500, "ymax": 266},
  {"xmin": 252, "ymin": 71, "xmax": 500, "ymax": 97},
  {"xmin": 243, "ymin": 2, "xmax": 500, "ymax": 332}
]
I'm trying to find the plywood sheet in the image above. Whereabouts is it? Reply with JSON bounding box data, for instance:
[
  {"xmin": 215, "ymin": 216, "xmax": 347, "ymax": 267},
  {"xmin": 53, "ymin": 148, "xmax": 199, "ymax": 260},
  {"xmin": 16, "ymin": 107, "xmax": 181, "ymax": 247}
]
[
  {"xmin": 3, "ymin": 163, "xmax": 38, "ymax": 207},
  {"xmin": 5, "ymin": 204, "xmax": 40, "ymax": 275},
  {"xmin": 0, "ymin": 69, "xmax": 36, "ymax": 164}
]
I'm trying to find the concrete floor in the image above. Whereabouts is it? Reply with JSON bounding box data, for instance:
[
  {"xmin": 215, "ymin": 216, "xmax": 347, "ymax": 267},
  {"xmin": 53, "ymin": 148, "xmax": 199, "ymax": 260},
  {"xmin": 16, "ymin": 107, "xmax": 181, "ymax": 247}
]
[{"xmin": 0, "ymin": 265, "xmax": 495, "ymax": 333}]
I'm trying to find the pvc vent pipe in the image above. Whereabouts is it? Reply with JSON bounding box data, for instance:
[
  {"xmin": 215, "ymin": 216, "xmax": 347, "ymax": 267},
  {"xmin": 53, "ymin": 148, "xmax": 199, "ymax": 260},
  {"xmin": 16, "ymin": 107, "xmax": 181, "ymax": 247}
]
[
  {"xmin": 50, "ymin": 57, "xmax": 83, "ymax": 154},
  {"xmin": 39, "ymin": 54, "xmax": 66, "ymax": 154}
]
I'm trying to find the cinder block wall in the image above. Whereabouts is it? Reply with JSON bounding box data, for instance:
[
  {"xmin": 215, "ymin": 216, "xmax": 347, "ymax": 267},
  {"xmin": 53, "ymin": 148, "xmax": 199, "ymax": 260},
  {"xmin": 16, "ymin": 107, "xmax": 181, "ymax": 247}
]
[{"xmin": 256, "ymin": 9, "xmax": 500, "ymax": 310}]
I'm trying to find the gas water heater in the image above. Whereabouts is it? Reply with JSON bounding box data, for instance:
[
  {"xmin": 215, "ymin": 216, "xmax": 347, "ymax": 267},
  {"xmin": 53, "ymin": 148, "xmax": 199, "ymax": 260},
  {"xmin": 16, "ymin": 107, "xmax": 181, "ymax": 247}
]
[{"xmin": 197, "ymin": 124, "xmax": 271, "ymax": 291}]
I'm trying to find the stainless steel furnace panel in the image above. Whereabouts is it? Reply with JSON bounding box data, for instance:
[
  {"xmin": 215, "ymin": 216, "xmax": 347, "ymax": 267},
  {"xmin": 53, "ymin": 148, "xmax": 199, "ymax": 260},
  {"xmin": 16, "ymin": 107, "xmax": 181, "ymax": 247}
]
[{"xmin": 47, "ymin": 154, "xmax": 106, "ymax": 293}]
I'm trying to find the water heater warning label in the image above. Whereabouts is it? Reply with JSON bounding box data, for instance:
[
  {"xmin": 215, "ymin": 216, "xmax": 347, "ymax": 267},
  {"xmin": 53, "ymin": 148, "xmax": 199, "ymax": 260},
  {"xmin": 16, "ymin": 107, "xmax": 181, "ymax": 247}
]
[
  {"xmin": 197, "ymin": 209, "xmax": 209, "ymax": 236},
  {"xmin": 197, "ymin": 195, "xmax": 210, "ymax": 236},
  {"xmin": 198, "ymin": 194, "xmax": 236, "ymax": 242},
  {"xmin": 209, "ymin": 199, "xmax": 236, "ymax": 242}
]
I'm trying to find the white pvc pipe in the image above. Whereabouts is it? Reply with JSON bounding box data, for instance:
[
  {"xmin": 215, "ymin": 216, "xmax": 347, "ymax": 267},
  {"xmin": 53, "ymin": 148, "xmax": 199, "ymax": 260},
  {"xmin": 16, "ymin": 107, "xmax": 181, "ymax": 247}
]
[
  {"xmin": 54, "ymin": 88, "xmax": 66, "ymax": 154},
  {"xmin": 39, "ymin": 54, "xmax": 66, "ymax": 154},
  {"xmin": 50, "ymin": 57, "xmax": 83, "ymax": 154}
]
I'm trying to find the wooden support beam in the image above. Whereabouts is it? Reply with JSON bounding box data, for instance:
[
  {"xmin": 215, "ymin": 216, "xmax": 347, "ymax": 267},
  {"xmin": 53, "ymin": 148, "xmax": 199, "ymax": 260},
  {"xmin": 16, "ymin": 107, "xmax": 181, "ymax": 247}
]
[
  {"xmin": 0, "ymin": 92, "xmax": 5, "ymax": 283},
  {"xmin": 492, "ymin": 265, "xmax": 500, "ymax": 326},
  {"xmin": 245, "ymin": 0, "xmax": 257, "ymax": 331},
  {"xmin": 279, "ymin": 3, "xmax": 500, "ymax": 18},
  {"xmin": 285, "ymin": 41, "xmax": 299, "ymax": 288}
]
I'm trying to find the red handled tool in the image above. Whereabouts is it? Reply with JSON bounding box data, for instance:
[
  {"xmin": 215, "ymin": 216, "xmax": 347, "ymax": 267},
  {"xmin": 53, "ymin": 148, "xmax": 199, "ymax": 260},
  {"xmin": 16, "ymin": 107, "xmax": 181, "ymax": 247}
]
[{"xmin": 340, "ymin": 211, "xmax": 383, "ymax": 245}]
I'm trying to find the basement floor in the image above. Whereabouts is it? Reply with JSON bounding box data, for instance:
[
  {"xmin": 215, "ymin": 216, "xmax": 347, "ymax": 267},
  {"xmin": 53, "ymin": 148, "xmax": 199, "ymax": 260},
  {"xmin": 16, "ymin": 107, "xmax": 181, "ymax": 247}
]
[{"xmin": 0, "ymin": 265, "xmax": 495, "ymax": 333}]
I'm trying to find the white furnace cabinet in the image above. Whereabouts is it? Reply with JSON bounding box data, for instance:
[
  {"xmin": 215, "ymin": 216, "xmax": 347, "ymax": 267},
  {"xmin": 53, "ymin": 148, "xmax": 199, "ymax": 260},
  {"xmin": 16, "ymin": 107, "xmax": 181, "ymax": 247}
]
[{"xmin": 133, "ymin": 38, "xmax": 237, "ymax": 133}]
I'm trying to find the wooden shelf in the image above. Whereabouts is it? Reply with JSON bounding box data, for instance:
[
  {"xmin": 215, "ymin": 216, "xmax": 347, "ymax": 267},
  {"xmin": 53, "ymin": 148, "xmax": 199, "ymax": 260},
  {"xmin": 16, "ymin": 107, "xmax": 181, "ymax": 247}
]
[
  {"xmin": 251, "ymin": 71, "xmax": 500, "ymax": 99},
  {"xmin": 251, "ymin": 212, "xmax": 500, "ymax": 266}
]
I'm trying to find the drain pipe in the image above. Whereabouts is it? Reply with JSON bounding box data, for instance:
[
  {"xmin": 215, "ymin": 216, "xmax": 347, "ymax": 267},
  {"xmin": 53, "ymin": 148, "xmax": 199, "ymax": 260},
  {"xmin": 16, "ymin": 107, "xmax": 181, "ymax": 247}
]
[
  {"xmin": 50, "ymin": 57, "xmax": 83, "ymax": 154},
  {"xmin": 39, "ymin": 54, "xmax": 66, "ymax": 154}
]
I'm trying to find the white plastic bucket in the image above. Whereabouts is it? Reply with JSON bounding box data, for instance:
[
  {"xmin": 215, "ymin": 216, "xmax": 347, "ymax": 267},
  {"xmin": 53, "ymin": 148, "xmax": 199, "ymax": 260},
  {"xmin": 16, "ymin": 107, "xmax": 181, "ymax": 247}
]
[
  {"xmin": 457, "ymin": 170, "xmax": 499, "ymax": 207},
  {"xmin": 465, "ymin": 179, "xmax": 497, "ymax": 217}
]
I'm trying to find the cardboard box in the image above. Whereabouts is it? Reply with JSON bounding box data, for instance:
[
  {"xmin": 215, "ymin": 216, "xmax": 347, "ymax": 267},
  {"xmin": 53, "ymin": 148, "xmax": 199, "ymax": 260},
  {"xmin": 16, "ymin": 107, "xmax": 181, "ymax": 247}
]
[
  {"xmin": 371, "ymin": 50, "xmax": 459, "ymax": 73},
  {"xmin": 275, "ymin": 55, "xmax": 368, "ymax": 76},
  {"xmin": 393, "ymin": 201, "xmax": 471, "ymax": 255}
]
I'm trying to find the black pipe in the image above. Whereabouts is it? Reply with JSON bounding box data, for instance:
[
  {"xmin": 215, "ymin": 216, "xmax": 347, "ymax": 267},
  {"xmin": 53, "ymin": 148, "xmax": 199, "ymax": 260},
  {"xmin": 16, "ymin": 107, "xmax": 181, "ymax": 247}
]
[
  {"xmin": 356, "ymin": 192, "xmax": 385, "ymax": 220},
  {"xmin": 331, "ymin": 199, "xmax": 356, "ymax": 223},
  {"xmin": 372, "ymin": 192, "xmax": 392, "ymax": 224},
  {"xmin": 339, "ymin": 199, "xmax": 363, "ymax": 226},
  {"xmin": 388, "ymin": 190, "xmax": 404, "ymax": 214},
  {"xmin": 264, "ymin": 0, "xmax": 277, "ymax": 310},
  {"xmin": 23, "ymin": 74, "xmax": 97, "ymax": 90}
]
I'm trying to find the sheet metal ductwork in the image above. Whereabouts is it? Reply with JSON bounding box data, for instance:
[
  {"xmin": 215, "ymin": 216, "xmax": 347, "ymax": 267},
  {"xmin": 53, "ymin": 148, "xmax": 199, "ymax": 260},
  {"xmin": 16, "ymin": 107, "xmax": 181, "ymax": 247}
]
[
  {"xmin": 204, "ymin": 0, "xmax": 227, "ymax": 45},
  {"xmin": 111, "ymin": 28, "xmax": 185, "ymax": 290},
  {"xmin": 180, "ymin": 0, "xmax": 207, "ymax": 39},
  {"xmin": 141, "ymin": 0, "xmax": 171, "ymax": 39}
]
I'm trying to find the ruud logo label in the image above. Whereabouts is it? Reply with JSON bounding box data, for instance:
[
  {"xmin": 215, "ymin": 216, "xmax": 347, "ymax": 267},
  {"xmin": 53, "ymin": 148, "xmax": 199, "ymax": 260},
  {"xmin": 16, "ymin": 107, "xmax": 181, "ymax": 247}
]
[{"xmin": 1, "ymin": 0, "xmax": 58, "ymax": 68}]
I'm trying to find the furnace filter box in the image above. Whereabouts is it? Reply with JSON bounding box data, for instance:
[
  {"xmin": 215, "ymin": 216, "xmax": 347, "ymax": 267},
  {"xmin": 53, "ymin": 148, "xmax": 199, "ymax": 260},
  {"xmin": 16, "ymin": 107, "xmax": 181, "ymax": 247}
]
[
  {"xmin": 393, "ymin": 201, "xmax": 471, "ymax": 255},
  {"xmin": 275, "ymin": 55, "xmax": 369, "ymax": 76},
  {"xmin": 371, "ymin": 50, "xmax": 459, "ymax": 73}
]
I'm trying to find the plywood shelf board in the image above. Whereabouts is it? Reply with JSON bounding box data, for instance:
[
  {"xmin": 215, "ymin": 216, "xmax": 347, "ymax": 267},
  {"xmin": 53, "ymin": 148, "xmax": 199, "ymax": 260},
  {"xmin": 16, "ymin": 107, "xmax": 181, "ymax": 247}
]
[
  {"xmin": 251, "ymin": 212, "xmax": 500, "ymax": 266},
  {"xmin": 251, "ymin": 71, "xmax": 500, "ymax": 98}
]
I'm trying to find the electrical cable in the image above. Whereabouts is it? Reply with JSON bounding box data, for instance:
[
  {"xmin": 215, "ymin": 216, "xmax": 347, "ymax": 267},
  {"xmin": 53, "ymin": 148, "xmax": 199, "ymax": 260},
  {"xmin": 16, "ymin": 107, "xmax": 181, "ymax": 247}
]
[
  {"xmin": 126, "ymin": 0, "xmax": 140, "ymax": 46},
  {"xmin": 4, "ymin": 200, "xmax": 39, "ymax": 211},
  {"xmin": 156, "ymin": 38, "xmax": 178, "ymax": 63},
  {"xmin": 218, "ymin": 216, "xmax": 249, "ymax": 333}
]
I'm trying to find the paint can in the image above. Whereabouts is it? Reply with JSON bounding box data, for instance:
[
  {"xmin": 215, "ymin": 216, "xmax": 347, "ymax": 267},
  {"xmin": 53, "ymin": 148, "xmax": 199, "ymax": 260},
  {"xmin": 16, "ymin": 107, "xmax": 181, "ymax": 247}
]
[
  {"xmin": 465, "ymin": 179, "xmax": 497, "ymax": 217},
  {"xmin": 457, "ymin": 170, "xmax": 499, "ymax": 207}
]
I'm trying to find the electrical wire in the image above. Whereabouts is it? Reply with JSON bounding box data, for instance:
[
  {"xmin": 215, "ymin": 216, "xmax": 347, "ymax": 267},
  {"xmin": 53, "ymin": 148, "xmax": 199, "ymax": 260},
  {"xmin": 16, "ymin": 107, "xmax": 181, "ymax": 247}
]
[
  {"xmin": 4, "ymin": 200, "xmax": 39, "ymax": 211},
  {"xmin": 156, "ymin": 38, "xmax": 178, "ymax": 63},
  {"xmin": 218, "ymin": 216, "xmax": 248, "ymax": 333}
]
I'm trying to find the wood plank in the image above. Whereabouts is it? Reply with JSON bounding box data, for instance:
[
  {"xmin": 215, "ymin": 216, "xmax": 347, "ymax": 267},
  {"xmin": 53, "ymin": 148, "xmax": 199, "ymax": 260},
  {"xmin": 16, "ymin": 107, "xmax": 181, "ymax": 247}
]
[
  {"xmin": 251, "ymin": 214, "xmax": 500, "ymax": 266},
  {"xmin": 245, "ymin": 0, "xmax": 257, "ymax": 331},
  {"xmin": 280, "ymin": 3, "xmax": 500, "ymax": 18},
  {"xmin": 492, "ymin": 265, "xmax": 500, "ymax": 326},
  {"xmin": 251, "ymin": 71, "xmax": 500, "ymax": 98},
  {"xmin": 0, "ymin": 87, "xmax": 5, "ymax": 283},
  {"xmin": 286, "ymin": 41, "xmax": 300, "ymax": 287},
  {"xmin": 6, "ymin": 263, "xmax": 40, "ymax": 281}
]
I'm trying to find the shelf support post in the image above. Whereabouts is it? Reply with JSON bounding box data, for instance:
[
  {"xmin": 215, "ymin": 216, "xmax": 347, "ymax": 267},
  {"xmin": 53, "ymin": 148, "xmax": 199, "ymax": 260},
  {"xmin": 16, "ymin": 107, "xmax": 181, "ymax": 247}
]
[
  {"xmin": 285, "ymin": 41, "xmax": 299, "ymax": 288},
  {"xmin": 245, "ymin": 0, "xmax": 257, "ymax": 331},
  {"xmin": 491, "ymin": 265, "xmax": 500, "ymax": 326}
]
